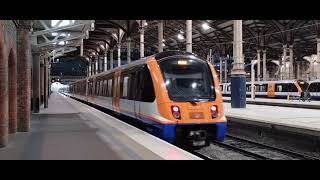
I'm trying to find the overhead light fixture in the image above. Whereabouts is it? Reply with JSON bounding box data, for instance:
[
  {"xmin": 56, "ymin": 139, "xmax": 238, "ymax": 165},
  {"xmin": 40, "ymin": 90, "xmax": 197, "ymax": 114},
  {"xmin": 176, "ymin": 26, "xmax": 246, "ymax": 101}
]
[
  {"xmin": 202, "ymin": 23, "xmax": 210, "ymax": 30},
  {"xmin": 162, "ymin": 43, "xmax": 165, "ymax": 47},
  {"xmin": 177, "ymin": 34, "xmax": 184, "ymax": 40},
  {"xmin": 180, "ymin": 30, "xmax": 184, "ymax": 34},
  {"xmin": 58, "ymin": 41, "xmax": 65, "ymax": 45},
  {"xmin": 144, "ymin": 22, "xmax": 148, "ymax": 26}
]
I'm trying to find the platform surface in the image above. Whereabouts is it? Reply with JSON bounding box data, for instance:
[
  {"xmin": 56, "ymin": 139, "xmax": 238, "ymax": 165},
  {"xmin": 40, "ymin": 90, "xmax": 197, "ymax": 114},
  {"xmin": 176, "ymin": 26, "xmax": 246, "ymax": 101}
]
[
  {"xmin": 0, "ymin": 92, "xmax": 201, "ymax": 160},
  {"xmin": 224, "ymin": 102, "xmax": 320, "ymax": 135},
  {"xmin": 223, "ymin": 96, "xmax": 320, "ymax": 107}
]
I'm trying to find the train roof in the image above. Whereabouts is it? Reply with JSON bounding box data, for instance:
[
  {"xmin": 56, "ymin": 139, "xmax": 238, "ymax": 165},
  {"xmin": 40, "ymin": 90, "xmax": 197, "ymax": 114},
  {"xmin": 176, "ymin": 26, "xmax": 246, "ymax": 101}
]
[
  {"xmin": 309, "ymin": 79, "xmax": 320, "ymax": 83},
  {"xmin": 71, "ymin": 51, "xmax": 204, "ymax": 84},
  {"xmin": 220, "ymin": 79, "xmax": 308, "ymax": 85}
]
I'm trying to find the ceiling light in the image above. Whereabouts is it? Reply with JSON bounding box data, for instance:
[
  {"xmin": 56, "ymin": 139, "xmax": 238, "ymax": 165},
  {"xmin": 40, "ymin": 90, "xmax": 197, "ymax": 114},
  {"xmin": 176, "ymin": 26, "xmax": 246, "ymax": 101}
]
[
  {"xmin": 177, "ymin": 34, "xmax": 184, "ymax": 40},
  {"xmin": 202, "ymin": 23, "xmax": 210, "ymax": 30}
]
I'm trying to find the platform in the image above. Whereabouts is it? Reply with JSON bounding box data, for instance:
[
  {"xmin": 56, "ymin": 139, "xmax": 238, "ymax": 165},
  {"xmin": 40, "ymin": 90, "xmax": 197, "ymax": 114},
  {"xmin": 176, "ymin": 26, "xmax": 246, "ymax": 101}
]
[
  {"xmin": 0, "ymin": 92, "xmax": 201, "ymax": 160},
  {"xmin": 223, "ymin": 97, "xmax": 320, "ymax": 109},
  {"xmin": 224, "ymin": 102, "xmax": 320, "ymax": 137}
]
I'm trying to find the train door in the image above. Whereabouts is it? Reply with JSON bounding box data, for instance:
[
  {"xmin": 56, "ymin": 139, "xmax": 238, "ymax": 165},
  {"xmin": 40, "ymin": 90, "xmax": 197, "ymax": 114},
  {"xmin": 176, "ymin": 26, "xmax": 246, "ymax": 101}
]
[
  {"xmin": 267, "ymin": 82, "xmax": 275, "ymax": 97},
  {"xmin": 134, "ymin": 68, "xmax": 143, "ymax": 120},
  {"xmin": 112, "ymin": 70, "xmax": 121, "ymax": 113}
]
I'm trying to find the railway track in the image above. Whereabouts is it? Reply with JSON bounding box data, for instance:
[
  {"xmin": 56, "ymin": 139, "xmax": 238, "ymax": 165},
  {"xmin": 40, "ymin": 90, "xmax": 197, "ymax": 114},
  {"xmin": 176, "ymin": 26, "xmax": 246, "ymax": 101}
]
[{"xmin": 208, "ymin": 135, "xmax": 320, "ymax": 160}]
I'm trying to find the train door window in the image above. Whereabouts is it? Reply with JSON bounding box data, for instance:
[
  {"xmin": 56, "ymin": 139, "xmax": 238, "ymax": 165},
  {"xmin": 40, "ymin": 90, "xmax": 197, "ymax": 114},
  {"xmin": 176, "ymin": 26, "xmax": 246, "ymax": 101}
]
[
  {"xmin": 227, "ymin": 85, "xmax": 231, "ymax": 92},
  {"xmin": 108, "ymin": 79, "xmax": 113, "ymax": 97},
  {"xmin": 260, "ymin": 85, "xmax": 266, "ymax": 92},
  {"xmin": 277, "ymin": 85, "xmax": 282, "ymax": 92},
  {"xmin": 128, "ymin": 70, "xmax": 139, "ymax": 100},
  {"xmin": 96, "ymin": 80, "xmax": 100, "ymax": 95},
  {"xmin": 246, "ymin": 85, "xmax": 251, "ymax": 92},
  {"xmin": 103, "ymin": 80, "xmax": 107, "ymax": 96},
  {"xmin": 316, "ymin": 83, "xmax": 320, "ymax": 92},
  {"xmin": 220, "ymin": 85, "xmax": 223, "ymax": 91},
  {"xmin": 140, "ymin": 66, "xmax": 155, "ymax": 102},
  {"xmin": 122, "ymin": 76, "xmax": 129, "ymax": 98}
]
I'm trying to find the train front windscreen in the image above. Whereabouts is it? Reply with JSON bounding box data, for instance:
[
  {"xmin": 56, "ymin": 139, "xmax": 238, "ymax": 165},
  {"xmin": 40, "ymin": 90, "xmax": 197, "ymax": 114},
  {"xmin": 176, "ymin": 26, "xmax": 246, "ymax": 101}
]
[{"xmin": 159, "ymin": 57, "xmax": 216, "ymax": 102}]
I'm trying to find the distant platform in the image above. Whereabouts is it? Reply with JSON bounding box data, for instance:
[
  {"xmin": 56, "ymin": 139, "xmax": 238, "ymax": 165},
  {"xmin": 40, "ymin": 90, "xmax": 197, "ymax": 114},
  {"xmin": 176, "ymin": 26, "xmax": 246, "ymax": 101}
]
[
  {"xmin": 0, "ymin": 92, "xmax": 201, "ymax": 160},
  {"xmin": 224, "ymin": 102, "xmax": 320, "ymax": 137},
  {"xmin": 223, "ymin": 97, "xmax": 320, "ymax": 110}
]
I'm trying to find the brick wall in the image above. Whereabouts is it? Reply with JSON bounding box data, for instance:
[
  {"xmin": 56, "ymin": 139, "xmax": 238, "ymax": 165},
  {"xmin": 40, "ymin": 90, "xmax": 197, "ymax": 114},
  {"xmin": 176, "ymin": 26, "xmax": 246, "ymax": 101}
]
[{"xmin": 0, "ymin": 20, "xmax": 17, "ymax": 51}]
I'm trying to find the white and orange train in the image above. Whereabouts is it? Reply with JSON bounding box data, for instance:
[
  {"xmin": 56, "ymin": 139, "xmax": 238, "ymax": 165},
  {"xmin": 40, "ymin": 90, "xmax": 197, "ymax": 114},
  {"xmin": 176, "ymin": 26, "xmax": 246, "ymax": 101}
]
[{"xmin": 67, "ymin": 51, "xmax": 226, "ymax": 146}]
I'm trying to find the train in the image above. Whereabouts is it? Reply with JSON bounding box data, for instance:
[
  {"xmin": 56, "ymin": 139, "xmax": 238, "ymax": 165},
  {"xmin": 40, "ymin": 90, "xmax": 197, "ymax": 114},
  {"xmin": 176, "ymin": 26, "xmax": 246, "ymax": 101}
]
[
  {"xmin": 66, "ymin": 51, "xmax": 226, "ymax": 147},
  {"xmin": 220, "ymin": 80, "xmax": 310, "ymax": 99},
  {"xmin": 308, "ymin": 79, "xmax": 320, "ymax": 100}
]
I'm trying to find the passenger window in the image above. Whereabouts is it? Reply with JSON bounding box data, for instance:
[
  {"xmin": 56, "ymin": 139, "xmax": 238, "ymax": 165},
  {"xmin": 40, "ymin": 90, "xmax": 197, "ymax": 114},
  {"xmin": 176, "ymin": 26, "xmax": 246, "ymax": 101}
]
[
  {"xmin": 277, "ymin": 85, "xmax": 282, "ymax": 92},
  {"xmin": 122, "ymin": 76, "xmax": 129, "ymax": 98},
  {"xmin": 108, "ymin": 79, "xmax": 113, "ymax": 97},
  {"xmin": 141, "ymin": 66, "xmax": 155, "ymax": 102}
]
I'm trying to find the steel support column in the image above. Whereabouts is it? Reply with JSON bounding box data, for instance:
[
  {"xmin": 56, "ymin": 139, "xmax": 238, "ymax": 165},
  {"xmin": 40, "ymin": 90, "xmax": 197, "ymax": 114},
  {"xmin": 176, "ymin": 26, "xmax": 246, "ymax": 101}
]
[
  {"xmin": 262, "ymin": 49, "xmax": 267, "ymax": 81},
  {"xmin": 158, "ymin": 21, "xmax": 164, "ymax": 53},
  {"xmin": 117, "ymin": 43, "xmax": 121, "ymax": 67},
  {"xmin": 186, "ymin": 20, "xmax": 192, "ymax": 53},
  {"xmin": 110, "ymin": 49, "xmax": 114, "ymax": 69},
  {"xmin": 140, "ymin": 20, "xmax": 145, "ymax": 58},
  {"xmin": 127, "ymin": 37, "xmax": 131, "ymax": 64},
  {"xmin": 231, "ymin": 20, "xmax": 246, "ymax": 108},
  {"xmin": 257, "ymin": 49, "xmax": 261, "ymax": 81}
]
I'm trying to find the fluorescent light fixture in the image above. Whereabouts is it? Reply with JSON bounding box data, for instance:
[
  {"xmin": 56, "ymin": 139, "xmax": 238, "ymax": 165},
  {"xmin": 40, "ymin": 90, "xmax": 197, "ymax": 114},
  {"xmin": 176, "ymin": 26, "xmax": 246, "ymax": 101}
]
[
  {"xmin": 162, "ymin": 43, "xmax": 165, "ymax": 47},
  {"xmin": 58, "ymin": 41, "xmax": 65, "ymax": 45},
  {"xmin": 202, "ymin": 23, "xmax": 210, "ymax": 30},
  {"xmin": 51, "ymin": 20, "xmax": 75, "ymax": 27},
  {"xmin": 177, "ymin": 34, "xmax": 184, "ymax": 40}
]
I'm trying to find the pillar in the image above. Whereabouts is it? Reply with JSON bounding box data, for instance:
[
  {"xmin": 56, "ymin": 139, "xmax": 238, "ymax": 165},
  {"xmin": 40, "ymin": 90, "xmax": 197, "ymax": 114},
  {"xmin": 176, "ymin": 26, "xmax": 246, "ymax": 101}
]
[
  {"xmin": 110, "ymin": 49, "xmax": 114, "ymax": 69},
  {"xmin": 251, "ymin": 60, "xmax": 255, "ymax": 99},
  {"xmin": 297, "ymin": 61, "xmax": 300, "ymax": 79},
  {"xmin": 289, "ymin": 45, "xmax": 294, "ymax": 79},
  {"xmin": 127, "ymin": 37, "xmax": 131, "ymax": 64},
  {"xmin": 95, "ymin": 57, "xmax": 98, "ymax": 74},
  {"xmin": 317, "ymin": 38, "xmax": 320, "ymax": 63},
  {"xmin": 186, "ymin": 20, "xmax": 192, "ymax": 53},
  {"xmin": 257, "ymin": 49, "xmax": 261, "ymax": 81},
  {"xmin": 0, "ymin": 29, "xmax": 8, "ymax": 147},
  {"xmin": 8, "ymin": 49, "xmax": 17, "ymax": 134},
  {"xmin": 224, "ymin": 58, "xmax": 228, "ymax": 83},
  {"xmin": 99, "ymin": 56, "xmax": 103, "ymax": 72},
  {"xmin": 140, "ymin": 20, "xmax": 145, "ymax": 58},
  {"xmin": 32, "ymin": 49, "xmax": 40, "ymax": 113},
  {"xmin": 158, "ymin": 20, "xmax": 164, "ymax": 53},
  {"xmin": 219, "ymin": 57, "xmax": 222, "ymax": 82},
  {"xmin": 44, "ymin": 56, "xmax": 48, "ymax": 108},
  {"xmin": 40, "ymin": 58, "xmax": 44, "ymax": 105},
  {"xmin": 88, "ymin": 59, "xmax": 91, "ymax": 76},
  {"xmin": 117, "ymin": 43, "xmax": 121, "ymax": 67},
  {"xmin": 231, "ymin": 20, "xmax": 246, "ymax": 108},
  {"xmin": 281, "ymin": 44, "xmax": 287, "ymax": 80},
  {"xmin": 262, "ymin": 49, "xmax": 267, "ymax": 81},
  {"xmin": 104, "ymin": 52, "xmax": 108, "ymax": 71},
  {"xmin": 80, "ymin": 38, "xmax": 83, "ymax": 56}
]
